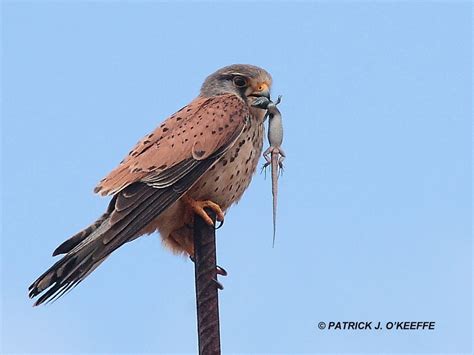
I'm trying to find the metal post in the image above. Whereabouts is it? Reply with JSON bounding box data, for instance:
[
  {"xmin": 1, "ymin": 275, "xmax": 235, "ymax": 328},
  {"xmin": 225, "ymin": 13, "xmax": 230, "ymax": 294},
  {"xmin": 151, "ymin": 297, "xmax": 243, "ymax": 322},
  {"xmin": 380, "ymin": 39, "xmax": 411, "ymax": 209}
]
[{"xmin": 193, "ymin": 209, "xmax": 221, "ymax": 354}]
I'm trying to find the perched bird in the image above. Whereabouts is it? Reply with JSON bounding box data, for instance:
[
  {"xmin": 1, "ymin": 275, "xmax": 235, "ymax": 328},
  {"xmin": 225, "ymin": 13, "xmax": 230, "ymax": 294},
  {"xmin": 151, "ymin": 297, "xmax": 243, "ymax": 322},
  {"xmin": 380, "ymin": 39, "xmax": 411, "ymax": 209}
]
[{"xmin": 29, "ymin": 64, "xmax": 273, "ymax": 306}]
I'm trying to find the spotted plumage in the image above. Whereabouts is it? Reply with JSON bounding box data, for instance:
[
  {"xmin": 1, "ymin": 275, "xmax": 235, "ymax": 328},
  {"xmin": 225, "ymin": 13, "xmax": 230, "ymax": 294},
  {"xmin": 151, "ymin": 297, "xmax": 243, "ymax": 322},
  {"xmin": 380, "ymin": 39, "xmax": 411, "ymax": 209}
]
[{"xmin": 29, "ymin": 64, "xmax": 272, "ymax": 306}]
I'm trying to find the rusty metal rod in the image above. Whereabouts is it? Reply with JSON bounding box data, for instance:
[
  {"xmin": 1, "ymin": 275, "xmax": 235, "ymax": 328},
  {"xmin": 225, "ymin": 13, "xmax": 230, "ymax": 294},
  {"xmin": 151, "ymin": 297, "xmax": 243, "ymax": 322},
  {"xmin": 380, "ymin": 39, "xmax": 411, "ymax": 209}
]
[{"xmin": 193, "ymin": 208, "xmax": 221, "ymax": 355}]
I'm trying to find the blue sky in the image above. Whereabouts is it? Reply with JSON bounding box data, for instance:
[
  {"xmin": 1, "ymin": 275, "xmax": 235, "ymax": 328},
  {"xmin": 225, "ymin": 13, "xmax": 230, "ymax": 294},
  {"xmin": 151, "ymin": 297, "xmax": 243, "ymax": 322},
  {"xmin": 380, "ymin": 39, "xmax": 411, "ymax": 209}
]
[{"xmin": 1, "ymin": 1, "xmax": 472, "ymax": 354}]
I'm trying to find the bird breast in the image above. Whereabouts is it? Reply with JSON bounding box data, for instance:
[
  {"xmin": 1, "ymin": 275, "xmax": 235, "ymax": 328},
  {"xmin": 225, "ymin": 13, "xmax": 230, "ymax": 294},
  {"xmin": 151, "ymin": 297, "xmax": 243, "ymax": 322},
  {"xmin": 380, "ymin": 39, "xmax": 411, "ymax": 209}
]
[{"xmin": 187, "ymin": 116, "xmax": 264, "ymax": 210}]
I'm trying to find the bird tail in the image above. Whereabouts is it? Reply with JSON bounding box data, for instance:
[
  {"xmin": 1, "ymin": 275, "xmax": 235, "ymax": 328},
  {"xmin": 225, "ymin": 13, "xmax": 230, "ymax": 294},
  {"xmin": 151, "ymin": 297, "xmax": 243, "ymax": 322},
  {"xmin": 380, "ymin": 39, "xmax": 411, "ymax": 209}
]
[
  {"xmin": 29, "ymin": 156, "xmax": 219, "ymax": 306},
  {"xmin": 28, "ymin": 180, "xmax": 189, "ymax": 306},
  {"xmin": 28, "ymin": 199, "xmax": 117, "ymax": 306}
]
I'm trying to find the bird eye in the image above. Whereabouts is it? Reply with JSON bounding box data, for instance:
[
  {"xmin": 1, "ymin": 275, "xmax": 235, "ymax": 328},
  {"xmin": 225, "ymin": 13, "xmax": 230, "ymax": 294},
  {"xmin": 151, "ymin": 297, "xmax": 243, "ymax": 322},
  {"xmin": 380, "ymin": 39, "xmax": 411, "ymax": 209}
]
[{"xmin": 232, "ymin": 76, "xmax": 247, "ymax": 88}]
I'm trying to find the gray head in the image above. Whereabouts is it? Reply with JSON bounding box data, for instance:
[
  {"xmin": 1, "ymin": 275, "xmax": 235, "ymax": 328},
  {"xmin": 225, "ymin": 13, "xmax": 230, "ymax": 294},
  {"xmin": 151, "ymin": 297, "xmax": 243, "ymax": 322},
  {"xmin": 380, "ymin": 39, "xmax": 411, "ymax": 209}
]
[{"xmin": 200, "ymin": 64, "xmax": 272, "ymax": 101}]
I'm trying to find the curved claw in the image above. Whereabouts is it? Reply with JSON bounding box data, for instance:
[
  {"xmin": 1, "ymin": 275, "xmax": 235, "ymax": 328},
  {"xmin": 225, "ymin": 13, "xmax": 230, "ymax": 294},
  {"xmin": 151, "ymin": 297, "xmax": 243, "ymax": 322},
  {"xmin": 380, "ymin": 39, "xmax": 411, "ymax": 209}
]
[
  {"xmin": 216, "ymin": 265, "xmax": 228, "ymax": 276},
  {"xmin": 190, "ymin": 256, "xmax": 227, "ymax": 277},
  {"xmin": 212, "ymin": 278, "xmax": 224, "ymax": 290},
  {"xmin": 215, "ymin": 219, "xmax": 224, "ymax": 230},
  {"xmin": 183, "ymin": 196, "xmax": 225, "ymax": 226}
]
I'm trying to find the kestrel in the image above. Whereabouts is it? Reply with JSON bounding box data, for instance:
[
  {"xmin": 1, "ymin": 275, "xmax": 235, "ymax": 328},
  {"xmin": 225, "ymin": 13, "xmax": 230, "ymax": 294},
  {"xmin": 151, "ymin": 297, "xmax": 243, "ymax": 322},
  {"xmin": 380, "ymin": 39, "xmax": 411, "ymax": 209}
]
[{"xmin": 29, "ymin": 64, "xmax": 273, "ymax": 306}]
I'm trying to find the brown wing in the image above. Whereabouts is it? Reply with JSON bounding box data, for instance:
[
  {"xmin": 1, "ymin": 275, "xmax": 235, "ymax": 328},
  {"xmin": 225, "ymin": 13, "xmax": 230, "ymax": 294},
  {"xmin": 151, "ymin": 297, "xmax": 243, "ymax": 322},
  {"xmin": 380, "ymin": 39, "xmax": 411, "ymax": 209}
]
[
  {"xmin": 95, "ymin": 93, "xmax": 249, "ymax": 196},
  {"xmin": 28, "ymin": 93, "xmax": 250, "ymax": 306}
]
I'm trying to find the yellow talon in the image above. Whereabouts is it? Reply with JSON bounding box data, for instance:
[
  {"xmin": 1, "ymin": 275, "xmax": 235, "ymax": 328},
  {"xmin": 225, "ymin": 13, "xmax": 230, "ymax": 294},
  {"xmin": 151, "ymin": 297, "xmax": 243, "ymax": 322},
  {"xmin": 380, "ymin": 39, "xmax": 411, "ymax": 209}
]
[{"xmin": 183, "ymin": 196, "xmax": 225, "ymax": 226}]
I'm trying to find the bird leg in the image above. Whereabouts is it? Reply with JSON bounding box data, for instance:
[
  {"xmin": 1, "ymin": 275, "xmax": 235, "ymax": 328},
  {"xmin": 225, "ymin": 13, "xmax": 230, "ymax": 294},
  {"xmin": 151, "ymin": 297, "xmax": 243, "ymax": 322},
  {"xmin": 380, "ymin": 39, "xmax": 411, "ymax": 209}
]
[
  {"xmin": 182, "ymin": 195, "xmax": 225, "ymax": 227},
  {"xmin": 182, "ymin": 197, "xmax": 227, "ymax": 280}
]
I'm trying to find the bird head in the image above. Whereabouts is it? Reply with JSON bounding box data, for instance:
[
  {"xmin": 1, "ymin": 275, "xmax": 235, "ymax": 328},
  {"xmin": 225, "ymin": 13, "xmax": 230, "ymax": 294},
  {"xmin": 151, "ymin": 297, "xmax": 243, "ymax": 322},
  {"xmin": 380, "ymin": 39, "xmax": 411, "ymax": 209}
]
[{"xmin": 200, "ymin": 64, "xmax": 272, "ymax": 103}]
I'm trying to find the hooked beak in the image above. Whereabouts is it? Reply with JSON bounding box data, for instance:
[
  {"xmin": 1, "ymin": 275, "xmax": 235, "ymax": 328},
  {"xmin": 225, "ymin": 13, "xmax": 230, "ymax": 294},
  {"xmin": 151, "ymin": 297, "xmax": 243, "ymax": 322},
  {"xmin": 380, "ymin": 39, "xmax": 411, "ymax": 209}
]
[{"xmin": 250, "ymin": 82, "xmax": 270, "ymax": 99}]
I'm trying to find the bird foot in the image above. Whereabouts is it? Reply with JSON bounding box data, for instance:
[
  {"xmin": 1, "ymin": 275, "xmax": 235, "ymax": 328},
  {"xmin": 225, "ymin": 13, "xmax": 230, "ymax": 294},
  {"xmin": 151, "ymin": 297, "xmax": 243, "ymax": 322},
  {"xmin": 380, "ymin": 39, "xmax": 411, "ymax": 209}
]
[{"xmin": 183, "ymin": 196, "xmax": 225, "ymax": 226}]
